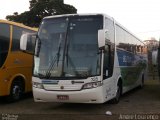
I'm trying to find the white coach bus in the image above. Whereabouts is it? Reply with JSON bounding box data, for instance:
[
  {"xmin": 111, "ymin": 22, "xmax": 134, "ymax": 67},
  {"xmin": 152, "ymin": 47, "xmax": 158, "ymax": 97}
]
[{"xmin": 20, "ymin": 14, "xmax": 147, "ymax": 103}]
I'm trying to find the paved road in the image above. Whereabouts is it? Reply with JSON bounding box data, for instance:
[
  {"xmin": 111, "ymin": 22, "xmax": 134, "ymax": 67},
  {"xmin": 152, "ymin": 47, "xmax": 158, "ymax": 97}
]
[{"xmin": 0, "ymin": 79, "xmax": 160, "ymax": 120}]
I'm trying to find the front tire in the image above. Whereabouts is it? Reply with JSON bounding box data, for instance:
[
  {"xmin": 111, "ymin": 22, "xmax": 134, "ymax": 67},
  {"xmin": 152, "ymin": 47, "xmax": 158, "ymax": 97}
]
[
  {"xmin": 112, "ymin": 82, "xmax": 122, "ymax": 104},
  {"xmin": 7, "ymin": 81, "xmax": 23, "ymax": 102}
]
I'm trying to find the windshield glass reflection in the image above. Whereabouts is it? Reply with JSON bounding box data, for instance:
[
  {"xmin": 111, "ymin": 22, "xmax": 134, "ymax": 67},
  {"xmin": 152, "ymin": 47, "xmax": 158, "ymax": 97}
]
[{"xmin": 34, "ymin": 16, "xmax": 103, "ymax": 79}]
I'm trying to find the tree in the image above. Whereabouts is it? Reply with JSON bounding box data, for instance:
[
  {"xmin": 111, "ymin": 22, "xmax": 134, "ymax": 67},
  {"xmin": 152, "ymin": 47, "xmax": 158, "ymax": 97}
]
[{"xmin": 6, "ymin": 0, "xmax": 77, "ymax": 27}]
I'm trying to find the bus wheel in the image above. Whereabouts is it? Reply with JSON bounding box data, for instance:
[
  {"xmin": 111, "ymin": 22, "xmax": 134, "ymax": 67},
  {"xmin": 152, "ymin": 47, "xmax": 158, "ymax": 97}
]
[
  {"xmin": 112, "ymin": 82, "xmax": 122, "ymax": 104},
  {"xmin": 7, "ymin": 81, "xmax": 23, "ymax": 102}
]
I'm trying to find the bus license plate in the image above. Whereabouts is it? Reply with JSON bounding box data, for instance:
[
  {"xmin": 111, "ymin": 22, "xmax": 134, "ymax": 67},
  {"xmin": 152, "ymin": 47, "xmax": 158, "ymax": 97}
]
[{"xmin": 57, "ymin": 95, "xmax": 69, "ymax": 100}]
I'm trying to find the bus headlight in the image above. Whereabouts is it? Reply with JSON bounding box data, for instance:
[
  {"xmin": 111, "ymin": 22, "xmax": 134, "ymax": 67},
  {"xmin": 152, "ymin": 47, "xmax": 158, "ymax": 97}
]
[
  {"xmin": 33, "ymin": 82, "xmax": 44, "ymax": 89},
  {"xmin": 82, "ymin": 81, "xmax": 102, "ymax": 89}
]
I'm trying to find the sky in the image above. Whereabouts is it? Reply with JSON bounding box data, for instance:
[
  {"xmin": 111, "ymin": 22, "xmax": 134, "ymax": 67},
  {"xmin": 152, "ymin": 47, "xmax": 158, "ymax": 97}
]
[
  {"xmin": 0, "ymin": 0, "xmax": 29, "ymax": 19},
  {"xmin": 0, "ymin": 0, "xmax": 160, "ymax": 40}
]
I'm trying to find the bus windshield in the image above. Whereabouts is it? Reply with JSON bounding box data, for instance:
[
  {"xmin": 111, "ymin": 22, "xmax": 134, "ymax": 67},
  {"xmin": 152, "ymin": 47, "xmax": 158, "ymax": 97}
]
[{"xmin": 34, "ymin": 15, "xmax": 103, "ymax": 79}]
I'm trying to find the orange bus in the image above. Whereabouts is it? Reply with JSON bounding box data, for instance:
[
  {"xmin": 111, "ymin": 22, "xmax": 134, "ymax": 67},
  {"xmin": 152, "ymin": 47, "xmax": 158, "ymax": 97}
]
[{"xmin": 0, "ymin": 20, "xmax": 37, "ymax": 102}]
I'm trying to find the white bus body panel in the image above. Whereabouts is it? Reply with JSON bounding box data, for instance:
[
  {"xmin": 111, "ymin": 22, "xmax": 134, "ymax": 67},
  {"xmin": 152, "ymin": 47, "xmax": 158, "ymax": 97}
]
[
  {"xmin": 32, "ymin": 76, "xmax": 105, "ymax": 103},
  {"xmin": 33, "ymin": 86, "xmax": 104, "ymax": 103}
]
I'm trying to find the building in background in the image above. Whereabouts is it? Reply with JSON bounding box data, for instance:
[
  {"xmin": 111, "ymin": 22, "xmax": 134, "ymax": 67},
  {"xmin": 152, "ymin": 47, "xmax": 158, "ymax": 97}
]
[
  {"xmin": 144, "ymin": 38, "xmax": 159, "ymax": 51},
  {"xmin": 144, "ymin": 37, "xmax": 159, "ymax": 80}
]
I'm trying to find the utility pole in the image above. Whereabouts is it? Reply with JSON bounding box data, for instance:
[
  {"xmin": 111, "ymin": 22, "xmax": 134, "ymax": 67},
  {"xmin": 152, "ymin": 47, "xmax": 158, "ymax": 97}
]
[{"xmin": 158, "ymin": 38, "xmax": 160, "ymax": 80}]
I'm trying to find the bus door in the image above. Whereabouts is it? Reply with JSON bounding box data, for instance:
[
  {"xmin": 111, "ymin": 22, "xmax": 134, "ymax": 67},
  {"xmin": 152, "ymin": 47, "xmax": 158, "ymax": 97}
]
[{"xmin": 102, "ymin": 42, "xmax": 115, "ymax": 101}]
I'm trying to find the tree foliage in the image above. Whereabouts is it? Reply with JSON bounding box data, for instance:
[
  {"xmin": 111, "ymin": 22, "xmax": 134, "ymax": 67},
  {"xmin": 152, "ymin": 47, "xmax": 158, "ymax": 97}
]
[{"xmin": 6, "ymin": 0, "xmax": 77, "ymax": 27}]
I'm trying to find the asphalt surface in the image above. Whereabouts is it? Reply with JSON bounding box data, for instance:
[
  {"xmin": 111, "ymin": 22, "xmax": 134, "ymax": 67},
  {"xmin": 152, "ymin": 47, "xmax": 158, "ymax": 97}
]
[{"xmin": 0, "ymin": 79, "xmax": 160, "ymax": 120}]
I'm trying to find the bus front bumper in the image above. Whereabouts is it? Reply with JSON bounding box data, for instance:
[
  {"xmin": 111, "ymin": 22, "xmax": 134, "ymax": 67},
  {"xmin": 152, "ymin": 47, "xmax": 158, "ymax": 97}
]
[{"xmin": 33, "ymin": 86, "xmax": 104, "ymax": 104}]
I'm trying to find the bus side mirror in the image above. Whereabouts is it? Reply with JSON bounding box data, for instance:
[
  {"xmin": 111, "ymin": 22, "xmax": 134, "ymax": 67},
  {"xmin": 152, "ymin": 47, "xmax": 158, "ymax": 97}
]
[
  {"xmin": 20, "ymin": 34, "xmax": 28, "ymax": 51},
  {"xmin": 20, "ymin": 33, "xmax": 36, "ymax": 54},
  {"xmin": 98, "ymin": 29, "xmax": 107, "ymax": 50}
]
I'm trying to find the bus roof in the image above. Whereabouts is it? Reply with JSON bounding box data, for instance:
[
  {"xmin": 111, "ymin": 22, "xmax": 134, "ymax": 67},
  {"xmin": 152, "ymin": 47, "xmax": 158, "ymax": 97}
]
[
  {"xmin": 43, "ymin": 13, "xmax": 107, "ymax": 19},
  {"xmin": 43, "ymin": 13, "xmax": 144, "ymax": 44},
  {"xmin": 0, "ymin": 19, "xmax": 38, "ymax": 31},
  {"xmin": 116, "ymin": 21, "xmax": 145, "ymax": 44}
]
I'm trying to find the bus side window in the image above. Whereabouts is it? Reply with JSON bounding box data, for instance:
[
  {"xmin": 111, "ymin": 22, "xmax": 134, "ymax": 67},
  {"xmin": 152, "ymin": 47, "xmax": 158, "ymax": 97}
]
[
  {"xmin": 103, "ymin": 44, "xmax": 111, "ymax": 79},
  {"xmin": 0, "ymin": 23, "xmax": 10, "ymax": 68}
]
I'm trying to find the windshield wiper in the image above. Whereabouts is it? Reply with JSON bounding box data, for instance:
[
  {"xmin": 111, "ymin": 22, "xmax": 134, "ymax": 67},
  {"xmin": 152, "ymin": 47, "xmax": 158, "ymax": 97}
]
[
  {"xmin": 37, "ymin": 73, "xmax": 46, "ymax": 79},
  {"xmin": 45, "ymin": 34, "xmax": 63, "ymax": 79},
  {"xmin": 65, "ymin": 40, "xmax": 69, "ymax": 67},
  {"xmin": 45, "ymin": 55, "xmax": 59, "ymax": 78}
]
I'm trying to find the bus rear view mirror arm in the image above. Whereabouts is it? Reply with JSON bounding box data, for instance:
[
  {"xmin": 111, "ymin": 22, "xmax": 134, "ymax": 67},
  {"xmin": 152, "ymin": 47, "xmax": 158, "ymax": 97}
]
[{"xmin": 35, "ymin": 36, "xmax": 41, "ymax": 57}]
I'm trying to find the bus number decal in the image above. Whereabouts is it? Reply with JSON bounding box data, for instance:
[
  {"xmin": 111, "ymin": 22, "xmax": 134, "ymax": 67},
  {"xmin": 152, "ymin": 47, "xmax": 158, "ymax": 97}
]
[{"xmin": 91, "ymin": 77, "xmax": 98, "ymax": 82}]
